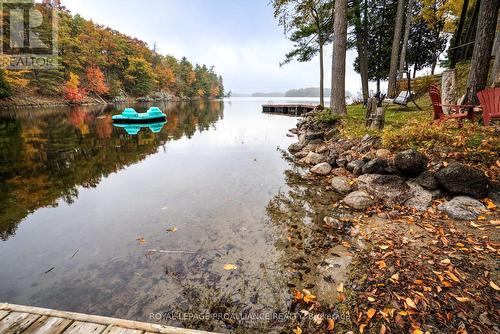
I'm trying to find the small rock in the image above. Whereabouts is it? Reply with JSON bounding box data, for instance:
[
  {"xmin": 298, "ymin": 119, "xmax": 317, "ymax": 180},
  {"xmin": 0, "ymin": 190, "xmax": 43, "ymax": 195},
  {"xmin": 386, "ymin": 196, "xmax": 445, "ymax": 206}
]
[
  {"xmin": 414, "ymin": 170, "xmax": 439, "ymax": 190},
  {"xmin": 336, "ymin": 157, "xmax": 347, "ymax": 168},
  {"xmin": 394, "ymin": 149, "xmax": 428, "ymax": 177},
  {"xmin": 343, "ymin": 191, "xmax": 375, "ymax": 210},
  {"xmin": 301, "ymin": 152, "xmax": 325, "ymax": 165},
  {"xmin": 324, "ymin": 129, "xmax": 340, "ymax": 140},
  {"xmin": 331, "ymin": 176, "xmax": 353, "ymax": 194},
  {"xmin": 347, "ymin": 160, "xmax": 365, "ymax": 176},
  {"xmin": 362, "ymin": 158, "xmax": 388, "ymax": 175},
  {"xmin": 436, "ymin": 162, "xmax": 489, "ymax": 199},
  {"xmin": 376, "ymin": 149, "xmax": 392, "ymax": 159},
  {"xmin": 311, "ymin": 162, "xmax": 332, "ymax": 175},
  {"xmin": 437, "ymin": 196, "xmax": 486, "ymax": 220},
  {"xmin": 305, "ymin": 131, "xmax": 324, "ymax": 140},
  {"xmin": 362, "ymin": 152, "xmax": 375, "ymax": 162},
  {"xmin": 294, "ymin": 150, "xmax": 309, "ymax": 159},
  {"xmin": 404, "ymin": 182, "xmax": 433, "ymax": 211},
  {"xmin": 288, "ymin": 142, "xmax": 304, "ymax": 153}
]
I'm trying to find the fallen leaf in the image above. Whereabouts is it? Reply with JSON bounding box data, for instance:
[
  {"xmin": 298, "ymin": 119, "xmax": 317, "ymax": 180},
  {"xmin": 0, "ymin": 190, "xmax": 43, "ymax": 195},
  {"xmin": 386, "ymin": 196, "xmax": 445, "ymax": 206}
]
[
  {"xmin": 359, "ymin": 324, "xmax": 367, "ymax": 333},
  {"xmin": 367, "ymin": 296, "xmax": 376, "ymax": 302},
  {"xmin": 451, "ymin": 294, "xmax": 470, "ymax": 302},
  {"xmin": 490, "ymin": 281, "xmax": 500, "ymax": 291},
  {"xmin": 223, "ymin": 264, "xmax": 238, "ymax": 270},
  {"xmin": 367, "ymin": 308, "xmax": 376, "ymax": 319},
  {"xmin": 166, "ymin": 227, "xmax": 177, "ymax": 232},
  {"xmin": 303, "ymin": 294, "xmax": 316, "ymax": 303},
  {"xmin": 405, "ymin": 297, "xmax": 417, "ymax": 309},
  {"xmin": 376, "ymin": 260, "xmax": 387, "ymax": 269},
  {"xmin": 293, "ymin": 326, "xmax": 302, "ymax": 334},
  {"xmin": 413, "ymin": 330, "xmax": 424, "ymax": 334},
  {"xmin": 136, "ymin": 237, "xmax": 146, "ymax": 245},
  {"xmin": 336, "ymin": 282, "xmax": 344, "ymax": 293},
  {"xmin": 440, "ymin": 258, "xmax": 451, "ymax": 265},
  {"xmin": 379, "ymin": 245, "xmax": 389, "ymax": 250},
  {"xmin": 380, "ymin": 324, "xmax": 387, "ymax": 334},
  {"xmin": 313, "ymin": 314, "xmax": 323, "ymax": 325},
  {"xmin": 391, "ymin": 273, "xmax": 400, "ymax": 281},
  {"xmin": 293, "ymin": 289, "xmax": 304, "ymax": 300},
  {"xmin": 327, "ymin": 318, "xmax": 335, "ymax": 331}
]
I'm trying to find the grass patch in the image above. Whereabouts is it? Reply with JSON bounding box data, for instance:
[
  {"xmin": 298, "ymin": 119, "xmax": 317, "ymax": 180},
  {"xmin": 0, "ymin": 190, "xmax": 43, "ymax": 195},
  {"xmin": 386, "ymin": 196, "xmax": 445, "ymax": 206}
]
[{"xmin": 319, "ymin": 95, "xmax": 499, "ymax": 174}]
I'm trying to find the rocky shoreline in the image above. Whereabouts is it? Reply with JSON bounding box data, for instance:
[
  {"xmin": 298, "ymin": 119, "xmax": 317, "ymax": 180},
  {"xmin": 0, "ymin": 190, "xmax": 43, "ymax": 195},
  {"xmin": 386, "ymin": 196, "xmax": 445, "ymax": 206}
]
[
  {"xmin": 0, "ymin": 91, "xmax": 218, "ymax": 110},
  {"xmin": 281, "ymin": 109, "xmax": 499, "ymax": 333},
  {"xmin": 287, "ymin": 110, "xmax": 499, "ymax": 220}
]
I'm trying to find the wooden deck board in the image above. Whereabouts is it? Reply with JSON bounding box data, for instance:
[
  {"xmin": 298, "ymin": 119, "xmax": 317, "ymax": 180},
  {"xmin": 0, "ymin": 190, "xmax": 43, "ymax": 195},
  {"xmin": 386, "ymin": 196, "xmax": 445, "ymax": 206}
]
[
  {"xmin": 0, "ymin": 304, "xmax": 218, "ymax": 334},
  {"xmin": 22, "ymin": 316, "xmax": 73, "ymax": 334},
  {"xmin": 0, "ymin": 311, "xmax": 41, "ymax": 334},
  {"xmin": 0, "ymin": 310, "xmax": 9, "ymax": 321},
  {"xmin": 62, "ymin": 321, "xmax": 106, "ymax": 334},
  {"xmin": 102, "ymin": 326, "xmax": 143, "ymax": 334}
]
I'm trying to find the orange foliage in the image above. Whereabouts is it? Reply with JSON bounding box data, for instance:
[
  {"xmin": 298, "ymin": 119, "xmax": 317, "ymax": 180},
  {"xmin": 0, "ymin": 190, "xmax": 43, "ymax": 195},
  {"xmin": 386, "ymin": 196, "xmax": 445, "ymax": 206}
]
[
  {"xmin": 85, "ymin": 66, "xmax": 109, "ymax": 95},
  {"xmin": 64, "ymin": 72, "xmax": 87, "ymax": 103}
]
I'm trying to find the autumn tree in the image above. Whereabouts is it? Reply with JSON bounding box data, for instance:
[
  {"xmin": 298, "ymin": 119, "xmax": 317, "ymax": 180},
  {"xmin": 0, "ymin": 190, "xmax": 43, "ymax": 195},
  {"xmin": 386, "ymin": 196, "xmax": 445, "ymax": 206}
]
[
  {"xmin": 124, "ymin": 57, "xmax": 157, "ymax": 96},
  {"xmin": 64, "ymin": 72, "xmax": 87, "ymax": 103},
  {"xmin": 85, "ymin": 66, "xmax": 109, "ymax": 96},
  {"xmin": 0, "ymin": 70, "xmax": 12, "ymax": 99}
]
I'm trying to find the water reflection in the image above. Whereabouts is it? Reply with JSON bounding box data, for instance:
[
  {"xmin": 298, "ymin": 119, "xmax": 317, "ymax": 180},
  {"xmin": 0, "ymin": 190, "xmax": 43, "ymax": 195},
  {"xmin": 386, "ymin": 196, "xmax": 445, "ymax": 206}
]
[
  {"xmin": 113, "ymin": 121, "xmax": 167, "ymax": 135},
  {"xmin": 0, "ymin": 101, "xmax": 223, "ymax": 239}
]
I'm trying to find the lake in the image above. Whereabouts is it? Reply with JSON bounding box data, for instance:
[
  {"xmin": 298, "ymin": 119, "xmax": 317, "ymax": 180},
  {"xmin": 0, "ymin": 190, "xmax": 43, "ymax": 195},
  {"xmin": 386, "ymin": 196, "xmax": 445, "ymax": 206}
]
[{"xmin": 0, "ymin": 97, "xmax": 347, "ymax": 333}]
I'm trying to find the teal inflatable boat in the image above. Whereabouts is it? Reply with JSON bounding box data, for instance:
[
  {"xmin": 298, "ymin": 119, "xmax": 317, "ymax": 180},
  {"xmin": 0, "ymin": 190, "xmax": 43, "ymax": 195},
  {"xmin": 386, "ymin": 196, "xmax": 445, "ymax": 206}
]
[{"xmin": 112, "ymin": 107, "xmax": 166, "ymax": 124}]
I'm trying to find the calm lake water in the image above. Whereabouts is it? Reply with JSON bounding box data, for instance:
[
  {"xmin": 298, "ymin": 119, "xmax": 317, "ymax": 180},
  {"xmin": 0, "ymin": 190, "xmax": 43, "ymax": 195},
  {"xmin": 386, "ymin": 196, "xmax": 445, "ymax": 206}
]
[{"xmin": 0, "ymin": 97, "xmax": 347, "ymax": 333}]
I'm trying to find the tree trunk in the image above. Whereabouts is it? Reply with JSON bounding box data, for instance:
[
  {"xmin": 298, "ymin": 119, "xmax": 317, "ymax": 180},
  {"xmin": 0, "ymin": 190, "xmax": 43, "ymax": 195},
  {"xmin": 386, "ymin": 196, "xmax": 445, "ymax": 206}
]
[
  {"xmin": 376, "ymin": 78, "xmax": 380, "ymax": 94},
  {"xmin": 467, "ymin": 0, "xmax": 499, "ymax": 104},
  {"xmin": 398, "ymin": 0, "xmax": 413, "ymax": 80},
  {"xmin": 330, "ymin": 0, "xmax": 348, "ymax": 115},
  {"xmin": 431, "ymin": 57, "xmax": 437, "ymax": 75},
  {"xmin": 387, "ymin": 0, "xmax": 406, "ymax": 98},
  {"xmin": 413, "ymin": 66, "xmax": 417, "ymax": 78},
  {"xmin": 450, "ymin": 0, "xmax": 469, "ymax": 68},
  {"xmin": 319, "ymin": 42, "xmax": 324, "ymax": 106},
  {"xmin": 354, "ymin": 0, "xmax": 369, "ymax": 103},
  {"xmin": 492, "ymin": 34, "xmax": 500, "ymax": 85}
]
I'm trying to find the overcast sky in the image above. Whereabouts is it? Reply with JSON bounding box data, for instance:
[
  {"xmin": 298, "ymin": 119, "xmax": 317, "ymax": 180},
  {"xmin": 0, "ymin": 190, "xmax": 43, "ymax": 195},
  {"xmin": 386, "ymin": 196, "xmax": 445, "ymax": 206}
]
[{"xmin": 62, "ymin": 0, "xmax": 434, "ymax": 95}]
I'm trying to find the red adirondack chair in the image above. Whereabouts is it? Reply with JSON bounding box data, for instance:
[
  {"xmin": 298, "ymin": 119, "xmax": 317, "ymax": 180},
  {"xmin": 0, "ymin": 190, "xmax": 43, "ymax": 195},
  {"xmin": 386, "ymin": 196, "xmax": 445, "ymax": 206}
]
[
  {"xmin": 477, "ymin": 87, "xmax": 500, "ymax": 126},
  {"xmin": 428, "ymin": 85, "xmax": 473, "ymax": 121}
]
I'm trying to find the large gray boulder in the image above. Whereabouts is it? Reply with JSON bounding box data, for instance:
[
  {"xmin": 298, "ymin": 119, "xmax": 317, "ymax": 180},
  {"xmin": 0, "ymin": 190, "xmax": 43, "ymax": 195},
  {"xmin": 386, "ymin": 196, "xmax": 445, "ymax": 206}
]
[
  {"xmin": 404, "ymin": 182, "xmax": 433, "ymax": 211},
  {"xmin": 343, "ymin": 191, "xmax": 375, "ymax": 210},
  {"xmin": 437, "ymin": 196, "xmax": 486, "ymax": 220},
  {"xmin": 436, "ymin": 163, "xmax": 489, "ymax": 199},
  {"xmin": 301, "ymin": 151, "xmax": 325, "ymax": 165},
  {"xmin": 331, "ymin": 176, "xmax": 353, "ymax": 194},
  {"xmin": 358, "ymin": 174, "xmax": 413, "ymax": 205},
  {"xmin": 394, "ymin": 149, "xmax": 428, "ymax": 177},
  {"xmin": 311, "ymin": 162, "xmax": 332, "ymax": 175}
]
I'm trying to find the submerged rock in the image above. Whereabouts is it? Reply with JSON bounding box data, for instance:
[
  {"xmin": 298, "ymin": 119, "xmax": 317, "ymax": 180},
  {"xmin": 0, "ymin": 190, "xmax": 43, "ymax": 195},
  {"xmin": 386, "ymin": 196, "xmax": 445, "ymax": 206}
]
[
  {"xmin": 311, "ymin": 162, "xmax": 332, "ymax": 175},
  {"xmin": 358, "ymin": 174, "xmax": 413, "ymax": 205},
  {"xmin": 436, "ymin": 162, "xmax": 489, "ymax": 199},
  {"xmin": 331, "ymin": 176, "xmax": 353, "ymax": 194},
  {"xmin": 394, "ymin": 149, "xmax": 428, "ymax": 177},
  {"xmin": 301, "ymin": 152, "xmax": 325, "ymax": 165},
  {"xmin": 288, "ymin": 142, "xmax": 304, "ymax": 153},
  {"xmin": 343, "ymin": 191, "xmax": 375, "ymax": 210},
  {"xmin": 404, "ymin": 182, "xmax": 433, "ymax": 211},
  {"xmin": 437, "ymin": 196, "xmax": 486, "ymax": 220}
]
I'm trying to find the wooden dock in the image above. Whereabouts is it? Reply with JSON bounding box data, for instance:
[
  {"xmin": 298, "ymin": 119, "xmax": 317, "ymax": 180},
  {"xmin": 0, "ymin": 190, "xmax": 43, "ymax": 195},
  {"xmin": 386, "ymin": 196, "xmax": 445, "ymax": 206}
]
[
  {"xmin": 262, "ymin": 104, "xmax": 315, "ymax": 115},
  {"xmin": 0, "ymin": 303, "xmax": 218, "ymax": 334}
]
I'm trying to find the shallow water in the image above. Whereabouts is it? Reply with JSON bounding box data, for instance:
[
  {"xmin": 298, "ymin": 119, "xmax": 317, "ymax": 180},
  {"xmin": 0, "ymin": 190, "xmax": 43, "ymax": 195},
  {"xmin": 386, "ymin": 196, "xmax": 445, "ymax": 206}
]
[{"xmin": 0, "ymin": 98, "xmax": 348, "ymax": 333}]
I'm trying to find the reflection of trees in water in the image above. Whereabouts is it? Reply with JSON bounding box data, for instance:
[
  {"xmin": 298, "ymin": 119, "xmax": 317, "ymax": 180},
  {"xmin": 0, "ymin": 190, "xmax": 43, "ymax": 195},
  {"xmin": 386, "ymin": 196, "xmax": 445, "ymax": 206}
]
[{"xmin": 0, "ymin": 101, "xmax": 224, "ymax": 239}]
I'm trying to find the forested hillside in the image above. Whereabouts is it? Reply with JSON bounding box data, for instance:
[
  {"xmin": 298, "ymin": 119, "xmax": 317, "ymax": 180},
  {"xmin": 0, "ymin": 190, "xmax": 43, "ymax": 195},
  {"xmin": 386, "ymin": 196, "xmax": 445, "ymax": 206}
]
[{"xmin": 0, "ymin": 3, "xmax": 224, "ymax": 104}]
